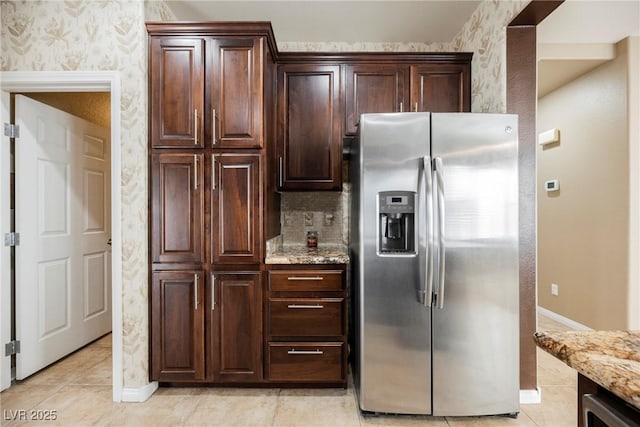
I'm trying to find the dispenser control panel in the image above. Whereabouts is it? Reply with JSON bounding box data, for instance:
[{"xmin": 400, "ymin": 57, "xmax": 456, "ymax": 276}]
[{"xmin": 380, "ymin": 193, "xmax": 414, "ymax": 213}]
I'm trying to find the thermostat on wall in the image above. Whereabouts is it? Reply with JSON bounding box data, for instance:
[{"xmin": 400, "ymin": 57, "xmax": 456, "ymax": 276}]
[{"xmin": 545, "ymin": 179, "xmax": 559, "ymax": 192}]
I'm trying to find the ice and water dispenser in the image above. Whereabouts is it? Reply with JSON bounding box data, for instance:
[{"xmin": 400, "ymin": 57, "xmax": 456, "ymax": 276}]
[{"xmin": 378, "ymin": 191, "xmax": 415, "ymax": 254}]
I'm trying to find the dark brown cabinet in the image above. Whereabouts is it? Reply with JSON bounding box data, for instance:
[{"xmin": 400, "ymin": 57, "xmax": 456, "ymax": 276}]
[
  {"xmin": 150, "ymin": 38, "xmax": 204, "ymax": 148},
  {"xmin": 344, "ymin": 60, "xmax": 471, "ymax": 135},
  {"xmin": 344, "ymin": 64, "xmax": 409, "ymax": 135},
  {"xmin": 265, "ymin": 265, "xmax": 347, "ymax": 386},
  {"xmin": 151, "ymin": 270, "xmax": 205, "ymax": 381},
  {"xmin": 209, "ymin": 272, "xmax": 262, "ymax": 382},
  {"xmin": 410, "ymin": 63, "xmax": 471, "ymax": 113},
  {"xmin": 151, "ymin": 153, "xmax": 204, "ymax": 264},
  {"xmin": 148, "ymin": 23, "xmax": 279, "ymax": 385},
  {"xmin": 211, "ymin": 153, "xmax": 262, "ymax": 264},
  {"xmin": 208, "ymin": 38, "xmax": 264, "ymax": 149},
  {"xmin": 277, "ymin": 64, "xmax": 342, "ymax": 191},
  {"xmin": 148, "ymin": 22, "xmax": 473, "ymax": 387},
  {"xmin": 150, "ymin": 35, "xmax": 267, "ymax": 150}
]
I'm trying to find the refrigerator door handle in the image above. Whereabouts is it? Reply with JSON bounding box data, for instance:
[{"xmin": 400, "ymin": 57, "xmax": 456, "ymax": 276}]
[
  {"xmin": 434, "ymin": 157, "xmax": 446, "ymax": 309},
  {"xmin": 421, "ymin": 155, "xmax": 434, "ymax": 307}
]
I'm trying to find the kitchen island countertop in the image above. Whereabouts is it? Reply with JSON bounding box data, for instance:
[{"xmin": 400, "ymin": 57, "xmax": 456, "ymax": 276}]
[
  {"xmin": 265, "ymin": 244, "xmax": 350, "ymax": 264},
  {"xmin": 533, "ymin": 329, "xmax": 640, "ymax": 409}
]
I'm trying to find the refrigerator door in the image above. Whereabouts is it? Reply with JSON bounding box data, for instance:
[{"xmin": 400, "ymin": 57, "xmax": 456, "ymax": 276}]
[
  {"xmin": 355, "ymin": 113, "xmax": 432, "ymax": 415},
  {"xmin": 431, "ymin": 113, "xmax": 520, "ymax": 416}
]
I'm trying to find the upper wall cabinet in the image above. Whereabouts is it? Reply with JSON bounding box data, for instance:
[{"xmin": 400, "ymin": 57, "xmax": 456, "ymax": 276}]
[
  {"xmin": 277, "ymin": 64, "xmax": 342, "ymax": 191},
  {"xmin": 150, "ymin": 38, "xmax": 205, "ymax": 148},
  {"xmin": 150, "ymin": 35, "xmax": 267, "ymax": 149},
  {"xmin": 344, "ymin": 64, "xmax": 409, "ymax": 135},
  {"xmin": 343, "ymin": 56, "xmax": 472, "ymax": 136},
  {"xmin": 208, "ymin": 38, "xmax": 264, "ymax": 149},
  {"xmin": 410, "ymin": 63, "xmax": 471, "ymax": 113}
]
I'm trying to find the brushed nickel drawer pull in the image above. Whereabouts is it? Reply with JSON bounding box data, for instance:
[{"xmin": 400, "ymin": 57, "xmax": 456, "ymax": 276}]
[
  {"xmin": 193, "ymin": 155, "xmax": 198, "ymax": 190},
  {"xmin": 287, "ymin": 276, "xmax": 324, "ymax": 281},
  {"xmin": 194, "ymin": 109, "xmax": 198, "ymax": 145},
  {"xmin": 287, "ymin": 304, "xmax": 324, "ymax": 309},
  {"xmin": 194, "ymin": 274, "xmax": 199, "ymax": 310},
  {"xmin": 287, "ymin": 349, "xmax": 323, "ymax": 355},
  {"xmin": 212, "ymin": 108, "xmax": 217, "ymax": 146}
]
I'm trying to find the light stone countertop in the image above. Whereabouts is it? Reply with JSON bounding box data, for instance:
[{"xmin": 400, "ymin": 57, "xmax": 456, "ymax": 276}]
[
  {"xmin": 265, "ymin": 244, "xmax": 350, "ymax": 264},
  {"xmin": 533, "ymin": 329, "xmax": 640, "ymax": 409}
]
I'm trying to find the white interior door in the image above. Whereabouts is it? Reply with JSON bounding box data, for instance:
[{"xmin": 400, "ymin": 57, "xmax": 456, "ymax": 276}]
[{"xmin": 15, "ymin": 95, "xmax": 111, "ymax": 380}]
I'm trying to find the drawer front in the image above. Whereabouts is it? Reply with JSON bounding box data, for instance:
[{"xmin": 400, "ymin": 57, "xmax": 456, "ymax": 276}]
[
  {"xmin": 269, "ymin": 270, "xmax": 344, "ymax": 292},
  {"xmin": 267, "ymin": 342, "xmax": 344, "ymax": 382},
  {"xmin": 269, "ymin": 298, "xmax": 343, "ymax": 337}
]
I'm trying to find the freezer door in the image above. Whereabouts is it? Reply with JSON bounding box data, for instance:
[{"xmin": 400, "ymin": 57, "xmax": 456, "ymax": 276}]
[
  {"xmin": 431, "ymin": 113, "xmax": 520, "ymax": 416},
  {"xmin": 356, "ymin": 113, "xmax": 432, "ymax": 415}
]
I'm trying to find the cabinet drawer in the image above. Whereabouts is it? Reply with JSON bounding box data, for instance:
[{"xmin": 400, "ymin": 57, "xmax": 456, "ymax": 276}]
[
  {"xmin": 267, "ymin": 342, "xmax": 344, "ymax": 382},
  {"xmin": 269, "ymin": 270, "xmax": 344, "ymax": 292},
  {"xmin": 269, "ymin": 298, "xmax": 343, "ymax": 337}
]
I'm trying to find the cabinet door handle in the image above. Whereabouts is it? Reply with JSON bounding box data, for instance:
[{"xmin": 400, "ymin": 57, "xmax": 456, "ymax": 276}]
[
  {"xmin": 193, "ymin": 155, "xmax": 198, "ymax": 190},
  {"xmin": 194, "ymin": 273, "xmax": 199, "ymax": 310},
  {"xmin": 211, "ymin": 273, "xmax": 216, "ymax": 310},
  {"xmin": 287, "ymin": 349, "xmax": 323, "ymax": 355},
  {"xmin": 212, "ymin": 154, "xmax": 216, "ymax": 190},
  {"xmin": 212, "ymin": 108, "xmax": 217, "ymax": 146},
  {"xmin": 287, "ymin": 304, "xmax": 324, "ymax": 309},
  {"xmin": 194, "ymin": 109, "xmax": 198, "ymax": 145},
  {"xmin": 287, "ymin": 276, "xmax": 324, "ymax": 281},
  {"xmin": 278, "ymin": 156, "xmax": 283, "ymax": 188}
]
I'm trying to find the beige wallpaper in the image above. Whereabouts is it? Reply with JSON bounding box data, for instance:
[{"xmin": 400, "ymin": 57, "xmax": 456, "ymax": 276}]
[
  {"xmin": 537, "ymin": 40, "xmax": 629, "ymax": 330},
  {"xmin": 1, "ymin": 0, "xmax": 175, "ymax": 389},
  {"xmin": 1, "ymin": 0, "xmax": 526, "ymax": 390}
]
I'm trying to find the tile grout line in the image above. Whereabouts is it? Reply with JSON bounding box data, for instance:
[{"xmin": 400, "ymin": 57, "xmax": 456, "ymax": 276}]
[{"xmin": 270, "ymin": 388, "xmax": 282, "ymax": 426}]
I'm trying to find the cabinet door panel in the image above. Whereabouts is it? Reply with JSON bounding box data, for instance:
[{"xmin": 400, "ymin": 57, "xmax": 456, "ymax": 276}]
[
  {"xmin": 209, "ymin": 38, "xmax": 263, "ymax": 148},
  {"xmin": 151, "ymin": 270, "xmax": 205, "ymax": 381},
  {"xmin": 210, "ymin": 272, "xmax": 262, "ymax": 382},
  {"xmin": 411, "ymin": 63, "xmax": 471, "ymax": 112},
  {"xmin": 151, "ymin": 153, "xmax": 204, "ymax": 264},
  {"xmin": 150, "ymin": 38, "xmax": 204, "ymax": 148},
  {"xmin": 345, "ymin": 65, "xmax": 409, "ymax": 135},
  {"xmin": 211, "ymin": 154, "xmax": 261, "ymax": 264},
  {"xmin": 278, "ymin": 64, "xmax": 341, "ymax": 191}
]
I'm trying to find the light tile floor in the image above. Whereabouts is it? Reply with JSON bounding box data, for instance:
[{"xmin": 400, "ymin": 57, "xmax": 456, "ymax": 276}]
[{"xmin": 1, "ymin": 316, "xmax": 577, "ymax": 426}]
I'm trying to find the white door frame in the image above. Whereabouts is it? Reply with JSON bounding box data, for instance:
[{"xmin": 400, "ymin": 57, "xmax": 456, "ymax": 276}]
[{"xmin": 0, "ymin": 71, "xmax": 123, "ymax": 401}]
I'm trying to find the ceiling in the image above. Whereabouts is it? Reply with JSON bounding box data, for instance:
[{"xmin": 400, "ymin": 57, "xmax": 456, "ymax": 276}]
[
  {"xmin": 164, "ymin": 1, "xmax": 481, "ymax": 43},
  {"xmin": 165, "ymin": 0, "xmax": 640, "ymax": 97}
]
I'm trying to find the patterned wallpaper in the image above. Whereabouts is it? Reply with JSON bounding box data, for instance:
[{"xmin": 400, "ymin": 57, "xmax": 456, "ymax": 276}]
[
  {"xmin": 1, "ymin": 0, "xmax": 175, "ymax": 390},
  {"xmin": 1, "ymin": 0, "xmax": 526, "ymax": 392}
]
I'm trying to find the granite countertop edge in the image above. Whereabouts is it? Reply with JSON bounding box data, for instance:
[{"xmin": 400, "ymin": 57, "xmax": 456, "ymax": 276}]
[
  {"xmin": 265, "ymin": 244, "xmax": 350, "ymax": 265},
  {"xmin": 533, "ymin": 329, "xmax": 640, "ymax": 409}
]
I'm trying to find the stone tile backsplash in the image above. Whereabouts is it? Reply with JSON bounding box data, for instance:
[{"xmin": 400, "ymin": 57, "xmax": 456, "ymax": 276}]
[{"xmin": 281, "ymin": 183, "xmax": 351, "ymax": 246}]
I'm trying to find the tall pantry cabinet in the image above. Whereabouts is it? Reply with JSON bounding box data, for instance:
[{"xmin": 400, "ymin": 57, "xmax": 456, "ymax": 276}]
[{"xmin": 147, "ymin": 23, "xmax": 280, "ymax": 383}]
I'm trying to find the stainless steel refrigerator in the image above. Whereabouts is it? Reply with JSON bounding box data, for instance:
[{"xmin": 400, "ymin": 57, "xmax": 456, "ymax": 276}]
[{"xmin": 350, "ymin": 112, "xmax": 519, "ymax": 416}]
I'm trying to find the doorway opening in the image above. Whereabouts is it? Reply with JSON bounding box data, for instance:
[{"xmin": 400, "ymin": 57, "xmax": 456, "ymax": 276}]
[{"xmin": 0, "ymin": 71, "xmax": 123, "ymax": 401}]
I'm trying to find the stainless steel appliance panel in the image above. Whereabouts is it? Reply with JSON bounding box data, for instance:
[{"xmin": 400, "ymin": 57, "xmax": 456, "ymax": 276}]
[
  {"xmin": 356, "ymin": 113, "xmax": 432, "ymax": 414},
  {"xmin": 430, "ymin": 113, "xmax": 520, "ymax": 416}
]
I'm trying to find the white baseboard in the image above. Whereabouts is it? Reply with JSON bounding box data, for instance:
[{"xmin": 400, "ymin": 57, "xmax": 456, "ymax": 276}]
[
  {"xmin": 537, "ymin": 306, "xmax": 591, "ymax": 331},
  {"xmin": 520, "ymin": 388, "xmax": 541, "ymax": 404},
  {"xmin": 121, "ymin": 382, "xmax": 158, "ymax": 402}
]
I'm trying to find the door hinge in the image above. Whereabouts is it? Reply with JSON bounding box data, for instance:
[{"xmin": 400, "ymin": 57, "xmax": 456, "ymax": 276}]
[
  {"xmin": 5, "ymin": 340, "xmax": 20, "ymax": 356},
  {"xmin": 4, "ymin": 232, "xmax": 20, "ymax": 247},
  {"xmin": 3, "ymin": 123, "xmax": 19, "ymax": 139}
]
